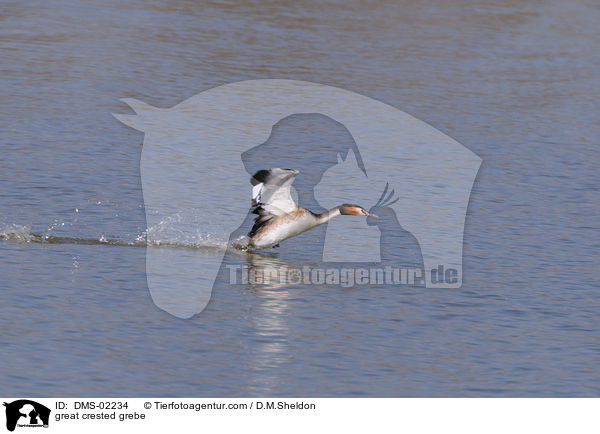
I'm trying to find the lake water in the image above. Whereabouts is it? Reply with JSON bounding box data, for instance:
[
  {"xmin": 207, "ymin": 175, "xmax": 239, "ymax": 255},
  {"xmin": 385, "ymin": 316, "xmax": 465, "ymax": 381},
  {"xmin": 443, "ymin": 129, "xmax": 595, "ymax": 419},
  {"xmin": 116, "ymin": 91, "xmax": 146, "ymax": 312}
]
[{"xmin": 1, "ymin": 0, "xmax": 599, "ymax": 396}]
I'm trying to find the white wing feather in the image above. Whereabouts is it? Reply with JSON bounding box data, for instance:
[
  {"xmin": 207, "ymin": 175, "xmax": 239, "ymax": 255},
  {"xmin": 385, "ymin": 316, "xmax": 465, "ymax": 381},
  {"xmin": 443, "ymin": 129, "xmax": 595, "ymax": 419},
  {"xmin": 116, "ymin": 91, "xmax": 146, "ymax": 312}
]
[{"xmin": 252, "ymin": 169, "xmax": 298, "ymax": 216}]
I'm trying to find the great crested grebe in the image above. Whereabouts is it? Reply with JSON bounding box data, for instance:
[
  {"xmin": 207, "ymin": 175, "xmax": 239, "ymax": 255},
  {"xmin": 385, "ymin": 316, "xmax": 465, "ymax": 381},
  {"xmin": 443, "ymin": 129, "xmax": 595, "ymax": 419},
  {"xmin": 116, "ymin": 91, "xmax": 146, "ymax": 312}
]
[{"xmin": 246, "ymin": 168, "xmax": 377, "ymax": 249}]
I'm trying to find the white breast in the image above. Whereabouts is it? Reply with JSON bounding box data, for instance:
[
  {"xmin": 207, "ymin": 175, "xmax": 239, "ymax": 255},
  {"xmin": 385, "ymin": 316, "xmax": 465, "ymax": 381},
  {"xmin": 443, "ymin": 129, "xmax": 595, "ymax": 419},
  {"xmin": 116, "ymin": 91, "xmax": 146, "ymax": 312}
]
[{"xmin": 251, "ymin": 212, "xmax": 317, "ymax": 248}]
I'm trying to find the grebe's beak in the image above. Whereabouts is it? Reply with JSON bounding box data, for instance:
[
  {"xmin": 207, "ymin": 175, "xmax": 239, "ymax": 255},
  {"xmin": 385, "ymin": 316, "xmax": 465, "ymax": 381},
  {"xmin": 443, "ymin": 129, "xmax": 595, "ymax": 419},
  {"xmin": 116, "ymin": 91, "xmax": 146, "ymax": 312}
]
[{"xmin": 366, "ymin": 212, "xmax": 378, "ymax": 218}]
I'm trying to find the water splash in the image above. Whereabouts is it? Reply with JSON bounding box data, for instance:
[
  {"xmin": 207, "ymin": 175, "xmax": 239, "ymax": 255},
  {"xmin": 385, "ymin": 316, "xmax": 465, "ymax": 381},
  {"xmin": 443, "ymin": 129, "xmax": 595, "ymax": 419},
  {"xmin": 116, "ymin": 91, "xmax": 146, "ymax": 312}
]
[
  {"xmin": 0, "ymin": 218, "xmax": 230, "ymax": 251},
  {"xmin": 0, "ymin": 201, "xmax": 232, "ymax": 251},
  {"xmin": 0, "ymin": 224, "xmax": 36, "ymax": 243}
]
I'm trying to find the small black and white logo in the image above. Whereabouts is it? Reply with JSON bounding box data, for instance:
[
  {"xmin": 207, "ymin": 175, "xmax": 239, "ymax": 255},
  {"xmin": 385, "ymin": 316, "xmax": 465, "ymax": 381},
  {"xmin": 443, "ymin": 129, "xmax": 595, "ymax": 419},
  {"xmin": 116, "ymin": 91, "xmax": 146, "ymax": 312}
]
[{"xmin": 3, "ymin": 400, "xmax": 50, "ymax": 432}]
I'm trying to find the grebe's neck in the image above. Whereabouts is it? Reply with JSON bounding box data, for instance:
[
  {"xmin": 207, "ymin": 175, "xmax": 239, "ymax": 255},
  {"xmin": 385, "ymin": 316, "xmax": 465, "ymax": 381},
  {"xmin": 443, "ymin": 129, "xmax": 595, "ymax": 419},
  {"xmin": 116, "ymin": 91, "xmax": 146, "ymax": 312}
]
[{"xmin": 315, "ymin": 206, "xmax": 342, "ymax": 225}]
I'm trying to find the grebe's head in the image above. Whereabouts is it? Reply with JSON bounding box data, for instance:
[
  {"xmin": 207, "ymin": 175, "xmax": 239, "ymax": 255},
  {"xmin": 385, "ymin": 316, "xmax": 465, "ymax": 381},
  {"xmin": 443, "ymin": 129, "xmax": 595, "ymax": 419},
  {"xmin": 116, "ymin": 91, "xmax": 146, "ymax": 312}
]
[{"xmin": 339, "ymin": 204, "xmax": 378, "ymax": 218}]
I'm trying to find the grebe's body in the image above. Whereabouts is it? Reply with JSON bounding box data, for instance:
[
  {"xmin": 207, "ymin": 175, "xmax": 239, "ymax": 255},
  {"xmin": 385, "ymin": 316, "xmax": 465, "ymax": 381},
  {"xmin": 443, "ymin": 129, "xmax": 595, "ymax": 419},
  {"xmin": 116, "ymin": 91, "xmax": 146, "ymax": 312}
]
[{"xmin": 246, "ymin": 168, "xmax": 375, "ymax": 250}]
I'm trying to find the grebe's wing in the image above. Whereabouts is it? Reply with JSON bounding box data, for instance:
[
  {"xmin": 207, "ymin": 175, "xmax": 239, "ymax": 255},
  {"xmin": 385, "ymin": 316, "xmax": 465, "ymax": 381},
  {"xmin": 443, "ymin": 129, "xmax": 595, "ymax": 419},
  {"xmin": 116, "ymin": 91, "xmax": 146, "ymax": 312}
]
[
  {"xmin": 251, "ymin": 168, "xmax": 299, "ymax": 215},
  {"xmin": 248, "ymin": 168, "xmax": 299, "ymax": 237}
]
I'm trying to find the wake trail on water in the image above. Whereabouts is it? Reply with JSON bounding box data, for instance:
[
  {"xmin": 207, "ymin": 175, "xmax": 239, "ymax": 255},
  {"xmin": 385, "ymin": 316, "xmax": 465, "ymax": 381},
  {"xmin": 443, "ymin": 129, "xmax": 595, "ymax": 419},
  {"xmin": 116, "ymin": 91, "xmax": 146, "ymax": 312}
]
[
  {"xmin": 0, "ymin": 201, "xmax": 257, "ymax": 252},
  {"xmin": 0, "ymin": 223, "xmax": 232, "ymax": 252}
]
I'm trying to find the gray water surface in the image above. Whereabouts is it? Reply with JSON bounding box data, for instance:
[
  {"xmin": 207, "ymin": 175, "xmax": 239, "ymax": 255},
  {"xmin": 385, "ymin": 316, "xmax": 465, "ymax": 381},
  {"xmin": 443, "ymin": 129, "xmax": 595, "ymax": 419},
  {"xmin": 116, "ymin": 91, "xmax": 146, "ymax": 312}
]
[{"xmin": 1, "ymin": 0, "xmax": 599, "ymax": 396}]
